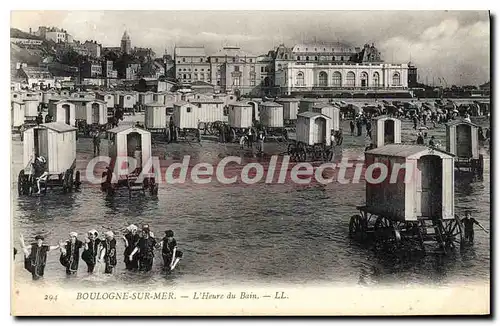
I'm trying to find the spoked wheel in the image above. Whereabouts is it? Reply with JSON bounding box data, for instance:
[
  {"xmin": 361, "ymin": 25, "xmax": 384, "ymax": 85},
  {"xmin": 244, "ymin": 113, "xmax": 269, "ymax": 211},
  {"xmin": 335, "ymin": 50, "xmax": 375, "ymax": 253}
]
[
  {"xmin": 442, "ymin": 215, "xmax": 465, "ymax": 251},
  {"xmin": 18, "ymin": 170, "xmax": 28, "ymax": 196},
  {"xmin": 349, "ymin": 214, "xmax": 367, "ymax": 241},
  {"xmin": 374, "ymin": 216, "xmax": 401, "ymax": 249}
]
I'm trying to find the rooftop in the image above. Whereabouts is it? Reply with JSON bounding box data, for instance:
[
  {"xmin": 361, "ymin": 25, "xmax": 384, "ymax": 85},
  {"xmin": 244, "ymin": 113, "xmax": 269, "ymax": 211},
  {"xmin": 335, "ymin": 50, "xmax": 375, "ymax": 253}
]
[
  {"xmin": 41, "ymin": 122, "xmax": 77, "ymax": 133},
  {"xmin": 260, "ymin": 101, "xmax": 283, "ymax": 107},
  {"xmin": 365, "ymin": 144, "xmax": 454, "ymax": 159},
  {"xmin": 175, "ymin": 46, "xmax": 206, "ymax": 57},
  {"xmin": 292, "ymin": 42, "xmax": 355, "ymax": 53},
  {"xmin": 298, "ymin": 112, "xmax": 331, "ymax": 119}
]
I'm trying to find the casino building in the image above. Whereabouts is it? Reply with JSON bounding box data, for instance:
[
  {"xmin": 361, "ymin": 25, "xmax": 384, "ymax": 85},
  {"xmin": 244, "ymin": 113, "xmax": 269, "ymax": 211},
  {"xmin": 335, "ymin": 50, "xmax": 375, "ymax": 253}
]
[{"xmin": 272, "ymin": 42, "xmax": 409, "ymax": 96}]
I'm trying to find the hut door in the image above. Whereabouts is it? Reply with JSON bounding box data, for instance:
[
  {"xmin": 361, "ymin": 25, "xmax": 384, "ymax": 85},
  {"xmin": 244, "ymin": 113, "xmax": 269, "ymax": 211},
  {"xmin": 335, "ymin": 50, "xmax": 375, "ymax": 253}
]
[
  {"xmin": 127, "ymin": 132, "xmax": 142, "ymax": 169},
  {"xmin": 384, "ymin": 119, "xmax": 395, "ymax": 144},
  {"xmin": 63, "ymin": 104, "xmax": 71, "ymax": 125},
  {"xmin": 417, "ymin": 155, "xmax": 443, "ymax": 218},
  {"xmin": 314, "ymin": 117, "xmax": 327, "ymax": 144},
  {"xmin": 92, "ymin": 103, "xmax": 100, "ymax": 124},
  {"xmin": 33, "ymin": 129, "xmax": 40, "ymax": 158},
  {"xmin": 456, "ymin": 124, "xmax": 472, "ymax": 158},
  {"xmin": 249, "ymin": 102, "xmax": 258, "ymax": 122}
]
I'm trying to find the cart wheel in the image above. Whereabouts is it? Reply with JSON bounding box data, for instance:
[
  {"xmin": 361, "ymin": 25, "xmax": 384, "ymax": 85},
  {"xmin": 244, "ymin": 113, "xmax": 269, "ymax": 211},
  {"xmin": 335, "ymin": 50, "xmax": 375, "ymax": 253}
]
[
  {"xmin": 18, "ymin": 170, "xmax": 26, "ymax": 196},
  {"xmin": 443, "ymin": 215, "xmax": 465, "ymax": 250},
  {"xmin": 74, "ymin": 171, "xmax": 81, "ymax": 189},
  {"xmin": 374, "ymin": 216, "xmax": 398, "ymax": 247},
  {"xmin": 349, "ymin": 214, "xmax": 367, "ymax": 241}
]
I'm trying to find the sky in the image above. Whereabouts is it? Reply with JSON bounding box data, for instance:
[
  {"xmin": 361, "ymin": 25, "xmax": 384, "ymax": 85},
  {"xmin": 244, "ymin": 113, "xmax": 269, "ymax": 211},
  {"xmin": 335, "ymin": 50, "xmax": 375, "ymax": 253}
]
[{"xmin": 11, "ymin": 10, "xmax": 490, "ymax": 86}]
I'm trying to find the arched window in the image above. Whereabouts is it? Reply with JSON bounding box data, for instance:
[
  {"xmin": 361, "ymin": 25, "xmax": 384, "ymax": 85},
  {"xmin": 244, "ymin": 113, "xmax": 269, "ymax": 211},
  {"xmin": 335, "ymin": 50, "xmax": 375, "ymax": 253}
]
[
  {"xmin": 346, "ymin": 72, "xmax": 355, "ymax": 87},
  {"xmin": 306, "ymin": 56, "xmax": 309, "ymax": 61},
  {"xmin": 314, "ymin": 56, "xmax": 318, "ymax": 61},
  {"xmin": 393, "ymin": 72, "xmax": 401, "ymax": 86},
  {"xmin": 360, "ymin": 72, "xmax": 368, "ymax": 87},
  {"xmin": 318, "ymin": 71, "xmax": 328, "ymax": 87},
  {"xmin": 284, "ymin": 54, "xmax": 288, "ymax": 60},
  {"xmin": 296, "ymin": 72, "xmax": 305, "ymax": 86},
  {"xmin": 332, "ymin": 72, "xmax": 342, "ymax": 87},
  {"xmin": 277, "ymin": 64, "xmax": 282, "ymax": 71},
  {"xmin": 373, "ymin": 72, "xmax": 380, "ymax": 87}
]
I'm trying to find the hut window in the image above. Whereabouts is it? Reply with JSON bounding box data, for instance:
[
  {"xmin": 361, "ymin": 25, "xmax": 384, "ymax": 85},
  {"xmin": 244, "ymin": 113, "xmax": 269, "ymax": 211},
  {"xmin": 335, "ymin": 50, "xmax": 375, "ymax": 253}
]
[
  {"xmin": 182, "ymin": 58, "xmax": 185, "ymax": 62},
  {"xmin": 197, "ymin": 103, "xmax": 201, "ymax": 108},
  {"xmin": 127, "ymin": 96, "xmax": 131, "ymax": 99},
  {"xmin": 296, "ymin": 72, "xmax": 305, "ymax": 86},
  {"xmin": 332, "ymin": 72, "xmax": 342, "ymax": 87},
  {"xmin": 318, "ymin": 71, "xmax": 328, "ymax": 87},
  {"xmin": 373, "ymin": 72, "xmax": 380, "ymax": 87},
  {"xmin": 13, "ymin": 95, "xmax": 17, "ymax": 98},
  {"xmin": 346, "ymin": 71, "xmax": 355, "ymax": 87},
  {"xmin": 186, "ymin": 107, "xmax": 191, "ymax": 113},
  {"xmin": 392, "ymin": 72, "xmax": 401, "ymax": 86}
]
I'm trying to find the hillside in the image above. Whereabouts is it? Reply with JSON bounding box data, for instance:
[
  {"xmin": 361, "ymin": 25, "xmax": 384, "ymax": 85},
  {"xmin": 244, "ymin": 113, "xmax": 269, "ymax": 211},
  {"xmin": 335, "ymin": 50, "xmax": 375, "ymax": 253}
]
[{"xmin": 10, "ymin": 28, "xmax": 43, "ymax": 40}]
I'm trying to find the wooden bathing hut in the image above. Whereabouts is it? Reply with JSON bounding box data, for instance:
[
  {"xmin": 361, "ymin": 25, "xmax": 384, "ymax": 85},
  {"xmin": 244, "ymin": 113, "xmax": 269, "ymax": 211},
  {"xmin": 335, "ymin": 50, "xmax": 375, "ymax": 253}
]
[
  {"xmin": 287, "ymin": 112, "xmax": 333, "ymax": 162},
  {"xmin": 445, "ymin": 120, "xmax": 483, "ymax": 175},
  {"xmin": 24, "ymin": 99, "xmax": 40, "ymax": 119},
  {"xmin": 298, "ymin": 98, "xmax": 328, "ymax": 114},
  {"xmin": 18, "ymin": 122, "xmax": 80, "ymax": 195},
  {"xmin": 349, "ymin": 144, "xmax": 462, "ymax": 254},
  {"xmin": 228, "ymin": 102, "xmax": 253, "ymax": 129},
  {"xmin": 139, "ymin": 92, "xmax": 155, "ymax": 106},
  {"xmin": 276, "ymin": 98, "xmax": 300, "ymax": 124},
  {"xmin": 84, "ymin": 100, "xmax": 108, "ymax": 127},
  {"xmin": 104, "ymin": 125, "xmax": 157, "ymax": 196},
  {"xmin": 172, "ymin": 101, "xmax": 200, "ymax": 130},
  {"xmin": 48, "ymin": 100, "xmax": 76, "ymax": 126},
  {"xmin": 119, "ymin": 93, "xmax": 136, "ymax": 111},
  {"xmin": 144, "ymin": 102, "xmax": 168, "ymax": 133},
  {"xmin": 96, "ymin": 92, "xmax": 115, "ymax": 108},
  {"xmin": 71, "ymin": 91, "xmax": 95, "ymax": 99},
  {"xmin": 258, "ymin": 102, "xmax": 284, "ymax": 128},
  {"xmin": 23, "ymin": 92, "xmax": 40, "ymax": 101},
  {"xmin": 190, "ymin": 98, "xmax": 227, "ymax": 129},
  {"xmin": 311, "ymin": 103, "xmax": 340, "ymax": 131},
  {"xmin": 41, "ymin": 90, "xmax": 58, "ymax": 106},
  {"xmin": 371, "ymin": 116, "xmax": 402, "ymax": 148},
  {"xmin": 11, "ymin": 91, "xmax": 22, "ymax": 101},
  {"xmin": 11, "ymin": 100, "xmax": 26, "ymax": 130}
]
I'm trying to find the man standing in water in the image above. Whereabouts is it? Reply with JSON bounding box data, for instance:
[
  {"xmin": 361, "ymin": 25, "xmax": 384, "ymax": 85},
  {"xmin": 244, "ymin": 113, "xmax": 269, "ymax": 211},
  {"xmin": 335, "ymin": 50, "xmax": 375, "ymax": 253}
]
[
  {"xmin": 19, "ymin": 234, "xmax": 61, "ymax": 280},
  {"xmin": 130, "ymin": 226, "xmax": 157, "ymax": 272},
  {"xmin": 82, "ymin": 230, "xmax": 101, "ymax": 274},
  {"xmin": 461, "ymin": 212, "xmax": 486, "ymax": 244},
  {"xmin": 60, "ymin": 232, "xmax": 84, "ymax": 275},
  {"xmin": 93, "ymin": 130, "xmax": 101, "ymax": 156}
]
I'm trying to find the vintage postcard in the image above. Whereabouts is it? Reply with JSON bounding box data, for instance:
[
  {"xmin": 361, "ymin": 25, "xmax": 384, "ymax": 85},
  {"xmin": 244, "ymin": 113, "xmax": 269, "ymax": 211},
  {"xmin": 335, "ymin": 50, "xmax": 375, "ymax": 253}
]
[{"xmin": 10, "ymin": 10, "xmax": 490, "ymax": 316}]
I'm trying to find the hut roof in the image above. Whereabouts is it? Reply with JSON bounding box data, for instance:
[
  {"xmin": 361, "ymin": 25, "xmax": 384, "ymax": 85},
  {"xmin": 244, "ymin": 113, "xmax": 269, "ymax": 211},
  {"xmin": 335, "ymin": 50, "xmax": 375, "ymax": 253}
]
[
  {"xmin": 313, "ymin": 103, "xmax": 335, "ymax": 109},
  {"xmin": 276, "ymin": 98, "xmax": 300, "ymax": 102},
  {"xmin": 373, "ymin": 115, "xmax": 399, "ymax": 121},
  {"xmin": 298, "ymin": 112, "xmax": 332, "ymax": 120},
  {"xmin": 259, "ymin": 101, "xmax": 283, "ymax": 107},
  {"xmin": 145, "ymin": 102, "xmax": 166, "ymax": 107},
  {"xmin": 190, "ymin": 99, "xmax": 225, "ymax": 104},
  {"xmin": 173, "ymin": 100, "xmax": 191, "ymax": 107},
  {"xmin": 66, "ymin": 98, "xmax": 94, "ymax": 103},
  {"xmin": 23, "ymin": 98, "xmax": 39, "ymax": 102},
  {"xmin": 11, "ymin": 100, "xmax": 25, "ymax": 105},
  {"xmin": 365, "ymin": 144, "xmax": 454, "ymax": 159},
  {"xmin": 41, "ymin": 122, "xmax": 77, "ymax": 133},
  {"xmin": 107, "ymin": 124, "xmax": 149, "ymax": 135},
  {"xmin": 230, "ymin": 102, "xmax": 252, "ymax": 107},
  {"xmin": 445, "ymin": 120, "xmax": 479, "ymax": 128}
]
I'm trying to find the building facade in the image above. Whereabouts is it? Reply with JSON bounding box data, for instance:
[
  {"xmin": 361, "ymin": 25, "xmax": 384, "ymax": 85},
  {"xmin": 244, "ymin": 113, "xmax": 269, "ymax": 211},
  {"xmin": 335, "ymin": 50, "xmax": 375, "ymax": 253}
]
[
  {"xmin": 273, "ymin": 42, "xmax": 409, "ymax": 95},
  {"xmin": 174, "ymin": 46, "xmax": 210, "ymax": 84}
]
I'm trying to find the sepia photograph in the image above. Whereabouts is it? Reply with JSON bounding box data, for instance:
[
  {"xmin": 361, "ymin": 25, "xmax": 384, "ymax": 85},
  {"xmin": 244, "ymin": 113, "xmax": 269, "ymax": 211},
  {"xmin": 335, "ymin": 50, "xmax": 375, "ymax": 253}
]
[{"xmin": 9, "ymin": 10, "xmax": 491, "ymax": 316}]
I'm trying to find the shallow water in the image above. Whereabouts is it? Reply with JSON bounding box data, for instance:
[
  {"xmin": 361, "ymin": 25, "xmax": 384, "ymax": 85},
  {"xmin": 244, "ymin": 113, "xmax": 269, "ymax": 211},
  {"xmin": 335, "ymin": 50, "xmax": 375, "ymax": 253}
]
[{"xmin": 11, "ymin": 116, "xmax": 490, "ymax": 289}]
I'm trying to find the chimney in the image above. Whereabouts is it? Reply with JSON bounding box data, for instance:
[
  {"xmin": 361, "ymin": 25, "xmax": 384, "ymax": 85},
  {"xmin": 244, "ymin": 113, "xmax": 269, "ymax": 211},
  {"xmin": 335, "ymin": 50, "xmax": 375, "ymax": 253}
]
[{"xmin": 29, "ymin": 28, "xmax": 32, "ymax": 34}]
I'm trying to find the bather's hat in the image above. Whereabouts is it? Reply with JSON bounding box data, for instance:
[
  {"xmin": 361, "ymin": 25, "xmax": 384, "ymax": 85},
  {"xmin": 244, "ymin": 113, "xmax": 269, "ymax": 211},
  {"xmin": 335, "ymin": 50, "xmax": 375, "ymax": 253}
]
[
  {"xmin": 105, "ymin": 231, "xmax": 114, "ymax": 238},
  {"xmin": 165, "ymin": 230, "xmax": 174, "ymax": 237},
  {"xmin": 69, "ymin": 232, "xmax": 78, "ymax": 237},
  {"xmin": 88, "ymin": 229, "xmax": 98, "ymax": 236},
  {"xmin": 35, "ymin": 235, "xmax": 44, "ymax": 240},
  {"xmin": 126, "ymin": 224, "xmax": 138, "ymax": 232}
]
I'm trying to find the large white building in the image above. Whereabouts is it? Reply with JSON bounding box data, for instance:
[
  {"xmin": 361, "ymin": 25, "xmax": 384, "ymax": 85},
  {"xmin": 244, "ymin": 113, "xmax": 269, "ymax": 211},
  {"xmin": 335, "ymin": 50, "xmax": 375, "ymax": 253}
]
[{"xmin": 273, "ymin": 42, "xmax": 409, "ymax": 96}]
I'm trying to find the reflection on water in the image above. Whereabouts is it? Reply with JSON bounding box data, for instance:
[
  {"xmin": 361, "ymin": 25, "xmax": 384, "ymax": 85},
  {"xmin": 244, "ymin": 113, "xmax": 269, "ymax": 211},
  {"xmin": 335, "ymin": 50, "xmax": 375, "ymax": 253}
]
[{"xmin": 11, "ymin": 141, "xmax": 490, "ymax": 288}]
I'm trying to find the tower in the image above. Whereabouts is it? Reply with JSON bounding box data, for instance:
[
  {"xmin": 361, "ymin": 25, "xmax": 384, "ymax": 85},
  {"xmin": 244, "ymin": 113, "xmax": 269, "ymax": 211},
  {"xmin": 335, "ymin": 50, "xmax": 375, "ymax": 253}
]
[{"xmin": 121, "ymin": 30, "xmax": 131, "ymax": 54}]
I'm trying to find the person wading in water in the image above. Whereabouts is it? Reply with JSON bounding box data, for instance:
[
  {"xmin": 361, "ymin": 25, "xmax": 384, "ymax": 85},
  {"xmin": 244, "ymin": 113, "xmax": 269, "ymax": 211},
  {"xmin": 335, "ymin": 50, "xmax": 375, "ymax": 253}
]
[
  {"xmin": 100, "ymin": 231, "xmax": 117, "ymax": 274},
  {"xmin": 82, "ymin": 230, "xmax": 101, "ymax": 274},
  {"xmin": 122, "ymin": 224, "xmax": 140, "ymax": 271},
  {"xmin": 461, "ymin": 212, "xmax": 488, "ymax": 245},
  {"xmin": 159, "ymin": 230, "xmax": 183, "ymax": 271},
  {"xmin": 130, "ymin": 226, "xmax": 157, "ymax": 272},
  {"xmin": 60, "ymin": 232, "xmax": 84, "ymax": 275},
  {"xmin": 19, "ymin": 234, "xmax": 60, "ymax": 280}
]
